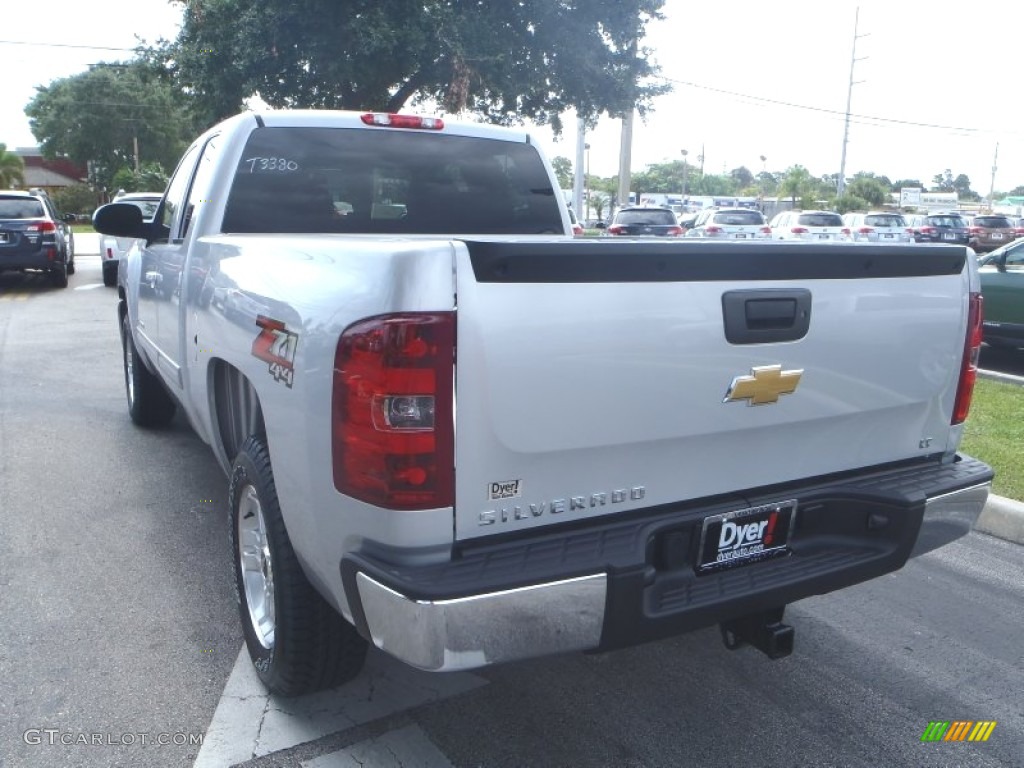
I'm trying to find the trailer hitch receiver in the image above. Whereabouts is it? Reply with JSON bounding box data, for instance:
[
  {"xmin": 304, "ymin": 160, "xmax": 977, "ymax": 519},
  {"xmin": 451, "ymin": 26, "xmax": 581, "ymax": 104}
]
[{"xmin": 720, "ymin": 606, "xmax": 794, "ymax": 659}]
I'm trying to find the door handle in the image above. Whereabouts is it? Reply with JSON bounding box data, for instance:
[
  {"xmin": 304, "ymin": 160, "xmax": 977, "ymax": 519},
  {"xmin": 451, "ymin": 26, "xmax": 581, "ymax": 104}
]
[{"xmin": 722, "ymin": 289, "xmax": 812, "ymax": 344}]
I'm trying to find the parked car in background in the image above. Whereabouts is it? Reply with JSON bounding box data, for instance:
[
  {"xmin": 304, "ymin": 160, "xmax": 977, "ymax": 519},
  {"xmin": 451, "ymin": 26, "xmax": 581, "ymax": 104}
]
[
  {"xmin": 686, "ymin": 207, "xmax": 771, "ymax": 239},
  {"xmin": 841, "ymin": 211, "xmax": 913, "ymax": 243},
  {"xmin": 567, "ymin": 206, "xmax": 584, "ymax": 236},
  {"xmin": 1009, "ymin": 216, "xmax": 1024, "ymax": 239},
  {"xmin": 977, "ymin": 238, "xmax": 1024, "ymax": 348},
  {"xmin": 677, "ymin": 212, "xmax": 699, "ymax": 233},
  {"xmin": 909, "ymin": 212, "xmax": 970, "ymax": 245},
  {"xmin": 0, "ymin": 188, "xmax": 76, "ymax": 287},
  {"xmin": 968, "ymin": 214, "xmax": 1016, "ymax": 252},
  {"xmin": 768, "ymin": 210, "xmax": 851, "ymax": 242},
  {"xmin": 98, "ymin": 192, "xmax": 163, "ymax": 286},
  {"xmin": 606, "ymin": 206, "xmax": 683, "ymax": 236}
]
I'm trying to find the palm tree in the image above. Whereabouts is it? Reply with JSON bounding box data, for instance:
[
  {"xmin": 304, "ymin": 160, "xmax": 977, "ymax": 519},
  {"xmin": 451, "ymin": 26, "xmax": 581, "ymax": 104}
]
[{"xmin": 0, "ymin": 144, "xmax": 25, "ymax": 188}]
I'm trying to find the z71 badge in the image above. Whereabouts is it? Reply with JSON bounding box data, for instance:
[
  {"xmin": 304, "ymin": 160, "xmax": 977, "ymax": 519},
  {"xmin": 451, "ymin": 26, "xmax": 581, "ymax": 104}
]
[{"xmin": 252, "ymin": 315, "xmax": 298, "ymax": 388}]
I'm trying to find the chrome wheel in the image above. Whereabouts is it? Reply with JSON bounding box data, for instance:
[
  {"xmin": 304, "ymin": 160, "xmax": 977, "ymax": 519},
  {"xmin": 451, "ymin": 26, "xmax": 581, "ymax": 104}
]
[
  {"xmin": 124, "ymin": 325, "xmax": 136, "ymax": 407},
  {"xmin": 237, "ymin": 484, "xmax": 276, "ymax": 649}
]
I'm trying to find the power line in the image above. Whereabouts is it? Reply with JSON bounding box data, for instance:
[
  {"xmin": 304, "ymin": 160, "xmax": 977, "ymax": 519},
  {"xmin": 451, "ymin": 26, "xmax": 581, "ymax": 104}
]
[
  {"xmin": 0, "ymin": 39, "xmax": 139, "ymax": 52},
  {"xmin": 658, "ymin": 74, "xmax": 985, "ymax": 135}
]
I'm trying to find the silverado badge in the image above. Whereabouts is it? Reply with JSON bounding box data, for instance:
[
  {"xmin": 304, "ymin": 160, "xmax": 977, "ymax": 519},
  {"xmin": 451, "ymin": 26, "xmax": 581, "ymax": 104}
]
[{"xmin": 724, "ymin": 365, "xmax": 803, "ymax": 406}]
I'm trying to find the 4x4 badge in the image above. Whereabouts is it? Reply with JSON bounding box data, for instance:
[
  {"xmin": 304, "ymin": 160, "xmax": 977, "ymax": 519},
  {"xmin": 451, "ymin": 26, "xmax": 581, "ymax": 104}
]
[{"xmin": 724, "ymin": 365, "xmax": 803, "ymax": 406}]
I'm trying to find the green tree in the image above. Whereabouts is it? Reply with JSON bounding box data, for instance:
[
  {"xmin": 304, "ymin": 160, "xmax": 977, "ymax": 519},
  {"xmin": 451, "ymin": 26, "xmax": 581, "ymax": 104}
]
[
  {"xmin": 932, "ymin": 169, "xmax": 955, "ymax": 192},
  {"xmin": 158, "ymin": 0, "xmax": 669, "ymax": 130},
  {"xmin": 52, "ymin": 184, "xmax": 99, "ymax": 216},
  {"xmin": 550, "ymin": 156, "xmax": 573, "ymax": 190},
  {"xmin": 25, "ymin": 62, "xmax": 198, "ymax": 192},
  {"xmin": 834, "ymin": 193, "xmax": 869, "ymax": 214},
  {"xmin": 0, "ymin": 143, "xmax": 25, "ymax": 187},
  {"xmin": 891, "ymin": 178, "xmax": 924, "ymax": 192},
  {"xmin": 1007, "ymin": 185, "xmax": 1024, "ymax": 197},
  {"xmin": 845, "ymin": 175, "xmax": 889, "ymax": 208},
  {"xmin": 779, "ymin": 165, "xmax": 813, "ymax": 208},
  {"xmin": 952, "ymin": 174, "xmax": 980, "ymax": 202},
  {"xmin": 729, "ymin": 166, "xmax": 754, "ymax": 189}
]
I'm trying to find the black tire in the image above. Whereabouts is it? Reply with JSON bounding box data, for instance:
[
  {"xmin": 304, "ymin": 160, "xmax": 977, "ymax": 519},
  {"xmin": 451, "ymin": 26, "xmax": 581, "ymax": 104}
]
[
  {"xmin": 230, "ymin": 435, "xmax": 368, "ymax": 696},
  {"xmin": 102, "ymin": 262, "xmax": 117, "ymax": 287},
  {"xmin": 49, "ymin": 260, "xmax": 68, "ymax": 288},
  {"xmin": 120, "ymin": 311, "xmax": 176, "ymax": 427}
]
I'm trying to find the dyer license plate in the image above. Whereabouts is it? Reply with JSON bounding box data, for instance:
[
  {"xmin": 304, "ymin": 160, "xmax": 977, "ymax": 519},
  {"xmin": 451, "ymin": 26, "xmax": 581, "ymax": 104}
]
[{"xmin": 697, "ymin": 500, "xmax": 797, "ymax": 573}]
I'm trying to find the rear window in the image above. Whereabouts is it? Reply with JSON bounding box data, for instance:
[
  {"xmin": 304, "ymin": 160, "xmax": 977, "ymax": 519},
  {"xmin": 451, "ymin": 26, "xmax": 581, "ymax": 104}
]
[
  {"xmin": 864, "ymin": 214, "xmax": 906, "ymax": 227},
  {"xmin": 713, "ymin": 210, "xmax": 764, "ymax": 225},
  {"xmin": 615, "ymin": 209, "xmax": 677, "ymax": 225},
  {"xmin": 0, "ymin": 198, "xmax": 45, "ymax": 218},
  {"xmin": 123, "ymin": 199, "xmax": 161, "ymax": 221},
  {"xmin": 974, "ymin": 216, "xmax": 1012, "ymax": 228},
  {"xmin": 927, "ymin": 216, "xmax": 965, "ymax": 227},
  {"xmin": 797, "ymin": 213, "xmax": 843, "ymax": 227},
  {"xmin": 222, "ymin": 126, "xmax": 563, "ymax": 235}
]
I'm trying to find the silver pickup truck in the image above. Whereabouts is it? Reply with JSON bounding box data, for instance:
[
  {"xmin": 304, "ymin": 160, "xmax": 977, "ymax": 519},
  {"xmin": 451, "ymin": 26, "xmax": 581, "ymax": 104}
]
[{"xmin": 94, "ymin": 110, "xmax": 993, "ymax": 697}]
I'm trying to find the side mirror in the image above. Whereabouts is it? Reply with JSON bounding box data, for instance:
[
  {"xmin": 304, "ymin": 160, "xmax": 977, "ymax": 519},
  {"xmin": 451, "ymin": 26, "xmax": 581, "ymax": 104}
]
[
  {"xmin": 62, "ymin": 213, "xmax": 76, "ymax": 223},
  {"xmin": 93, "ymin": 202, "xmax": 151, "ymax": 239}
]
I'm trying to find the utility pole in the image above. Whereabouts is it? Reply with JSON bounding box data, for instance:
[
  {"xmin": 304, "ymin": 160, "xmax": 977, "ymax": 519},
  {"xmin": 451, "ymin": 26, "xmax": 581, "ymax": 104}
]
[
  {"xmin": 573, "ymin": 117, "xmax": 586, "ymax": 217},
  {"xmin": 988, "ymin": 142, "xmax": 999, "ymax": 211},
  {"xmin": 838, "ymin": 6, "xmax": 868, "ymax": 198},
  {"xmin": 617, "ymin": 109, "xmax": 634, "ymax": 210}
]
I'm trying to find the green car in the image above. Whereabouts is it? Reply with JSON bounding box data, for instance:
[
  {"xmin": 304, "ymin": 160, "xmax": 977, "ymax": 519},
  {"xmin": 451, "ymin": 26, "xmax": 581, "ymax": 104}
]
[{"xmin": 978, "ymin": 238, "xmax": 1024, "ymax": 348}]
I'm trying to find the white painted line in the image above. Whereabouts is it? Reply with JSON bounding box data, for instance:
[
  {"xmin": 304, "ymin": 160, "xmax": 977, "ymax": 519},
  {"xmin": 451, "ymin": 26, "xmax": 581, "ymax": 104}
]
[
  {"xmin": 301, "ymin": 725, "xmax": 455, "ymax": 768},
  {"xmin": 193, "ymin": 646, "xmax": 486, "ymax": 767},
  {"xmin": 73, "ymin": 283, "xmax": 105, "ymax": 291}
]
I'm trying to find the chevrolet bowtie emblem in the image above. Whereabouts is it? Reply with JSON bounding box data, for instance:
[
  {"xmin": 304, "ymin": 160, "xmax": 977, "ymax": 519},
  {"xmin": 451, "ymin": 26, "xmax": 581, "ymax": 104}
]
[{"xmin": 724, "ymin": 365, "xmax": 803, "ymax": 405}]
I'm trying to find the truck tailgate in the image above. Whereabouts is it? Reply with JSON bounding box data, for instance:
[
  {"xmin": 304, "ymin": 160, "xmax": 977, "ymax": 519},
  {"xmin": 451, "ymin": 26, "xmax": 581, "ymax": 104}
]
[{"xmin": 453, "ymin": 239, "xmax": 971, "ymax": 541}]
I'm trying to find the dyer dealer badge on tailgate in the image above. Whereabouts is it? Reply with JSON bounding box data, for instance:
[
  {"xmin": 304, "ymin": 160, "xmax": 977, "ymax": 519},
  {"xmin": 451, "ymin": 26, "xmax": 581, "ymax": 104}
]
[{"xmin": 697, "ymin": 500, "xmax": 797, "ymax": 573}]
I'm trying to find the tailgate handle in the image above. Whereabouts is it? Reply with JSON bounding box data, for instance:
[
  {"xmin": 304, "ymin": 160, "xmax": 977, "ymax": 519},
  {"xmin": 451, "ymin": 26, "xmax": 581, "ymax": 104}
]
[{"xmin": 722, "ymin": 289, "xmax": 811, "ymax": 344}]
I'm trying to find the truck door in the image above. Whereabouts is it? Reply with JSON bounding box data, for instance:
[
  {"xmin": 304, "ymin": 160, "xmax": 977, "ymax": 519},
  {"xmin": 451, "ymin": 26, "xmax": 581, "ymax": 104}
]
[
  {"xmin": 137, "ymin": 143, "xmax": 200, "ymax": 379},
  {"xmin": 153, "ymin": 134, "xmax": 220, "ymax": 388}
]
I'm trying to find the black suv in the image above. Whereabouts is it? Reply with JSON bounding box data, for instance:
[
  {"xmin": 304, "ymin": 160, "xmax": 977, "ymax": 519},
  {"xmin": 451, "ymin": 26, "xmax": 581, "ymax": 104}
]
[
  {"xmin": 0, "ymin": 189, "xmax": 76, "ymax": 286},
  {"xmin": 910, "ymin": 213, "xmax": 970, "ymax": 246},
  {"xmin": 606, "ymin": 206, "xmax": 683, "ymax": 236}
]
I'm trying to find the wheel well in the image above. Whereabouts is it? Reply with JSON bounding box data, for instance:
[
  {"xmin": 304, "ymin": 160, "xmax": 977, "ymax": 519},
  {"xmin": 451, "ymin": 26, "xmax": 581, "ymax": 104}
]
[{"xmin": 212, "ymin": 361, "xmax": 266, "ymax": 464}]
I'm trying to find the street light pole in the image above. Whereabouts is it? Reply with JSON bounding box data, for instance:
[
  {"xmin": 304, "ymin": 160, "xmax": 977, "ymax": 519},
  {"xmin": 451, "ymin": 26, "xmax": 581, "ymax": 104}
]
[
  {"xmin": 680, "ymin": 149, "xmax": 689, "ymax": 210},
  {"xmin": 584, "ymin": 143, "xmax": 591, "ymax": 221}
]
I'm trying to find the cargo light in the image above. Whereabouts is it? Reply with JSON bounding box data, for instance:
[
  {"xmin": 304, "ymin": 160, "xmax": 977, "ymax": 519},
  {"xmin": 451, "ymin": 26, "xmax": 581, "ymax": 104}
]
[
  {"xmin": 333, "ymin": 312, "xmax": 454, "ymax": 510},
  {"xmin": 952, "ymin": 292, "xmax": 983, "ymax": 425},
  {"xmin": 360, "ymin": 113, "xmax": 444, "ymax": 130}
]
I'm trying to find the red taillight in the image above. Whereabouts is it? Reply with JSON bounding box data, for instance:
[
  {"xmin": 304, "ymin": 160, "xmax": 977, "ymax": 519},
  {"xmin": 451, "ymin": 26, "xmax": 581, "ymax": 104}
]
[
  {"xmin": 360, "ymin": 113, "xmax": 444, "ymax": 130},
  {"xmin": 969, "ymin": 227, "xmax": 982, "ymax": 235},
  {"xmin": 952, "ymin": 292, "xmax": 983, "ymax": 425},
  {"xmin": 919, "ymin": 226, "xmax": 935, "ymax": 235},
  {"xmin": 905, "ymin": 228, "xmax": 915, "ymax": 235},
  {"xmin": 333, "ymin": 312, "xmax": 455, "ymax": 509},
  {"xmin": 27, "ymin": 220, "xmax": 57, "ymax": 233},
  {"xmin": 791, "ymin": 227, "xmax": 809, "ymax": 234},
  {"xmin": 857, "ymin": 227, "xmax": 873, "ymax": 234},
  {"xmin": 607, "ymin": 225, "xmax": 625, "ymax": 235},
  {"xmin": 667, "ymin": 226, "xmax": 683, "ymax": 236},
  {"xmin": 841, "ymin": 228, "xmax": 851, "ymax": 236},
  {"xmin": 572, "ymin": 224, "xmax": 583, "ymax": 236},
  {"xmin": 759, "ymin": 226, "xmax": 772, "ymax": 235},
  {"xmin": 705, "ymin": 225, "xmax": 723, "ymax": 234}
]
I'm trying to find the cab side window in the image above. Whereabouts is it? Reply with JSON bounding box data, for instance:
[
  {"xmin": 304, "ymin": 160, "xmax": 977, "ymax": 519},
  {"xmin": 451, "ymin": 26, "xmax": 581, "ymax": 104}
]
[{"xmin": 158, "ymin": 144, "xmax": 201, "ymax": 242}]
